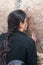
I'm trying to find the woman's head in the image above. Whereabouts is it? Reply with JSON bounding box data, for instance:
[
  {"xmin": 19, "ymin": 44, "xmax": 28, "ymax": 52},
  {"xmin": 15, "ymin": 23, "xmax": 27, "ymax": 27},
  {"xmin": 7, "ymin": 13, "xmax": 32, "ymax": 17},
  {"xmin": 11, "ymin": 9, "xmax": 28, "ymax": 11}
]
[{"xmin": 8, "ymin": 10, "xmax": 27, "ymax": 33}]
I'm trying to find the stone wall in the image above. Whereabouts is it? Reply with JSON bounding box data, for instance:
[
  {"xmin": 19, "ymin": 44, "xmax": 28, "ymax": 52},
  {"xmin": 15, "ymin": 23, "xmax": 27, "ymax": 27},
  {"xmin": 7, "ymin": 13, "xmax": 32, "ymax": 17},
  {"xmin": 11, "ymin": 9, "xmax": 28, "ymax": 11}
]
[
  {"xmin": 0, "ymin": 0, "xmax": 16, "ymax": 33},
  {"xmin": 0, "ymin": 0, "xmax": 43, "ymax": 65}
]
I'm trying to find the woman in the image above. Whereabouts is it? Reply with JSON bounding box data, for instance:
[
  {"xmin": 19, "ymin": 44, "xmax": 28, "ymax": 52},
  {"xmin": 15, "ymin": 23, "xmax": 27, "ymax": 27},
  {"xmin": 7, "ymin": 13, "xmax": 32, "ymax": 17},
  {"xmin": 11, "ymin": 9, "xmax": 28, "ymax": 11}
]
[{"xmin": 6, "ymin": 10, "xmax": 37, "ymax": 65}]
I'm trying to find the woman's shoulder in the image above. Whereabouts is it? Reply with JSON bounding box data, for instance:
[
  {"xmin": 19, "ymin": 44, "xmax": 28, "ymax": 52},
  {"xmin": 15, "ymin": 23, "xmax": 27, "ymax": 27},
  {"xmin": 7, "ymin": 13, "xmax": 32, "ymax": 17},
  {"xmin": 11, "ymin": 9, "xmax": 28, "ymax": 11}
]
[{"xmin": 0, "ymin": 33, "xmax": 8, "ymax": 41}]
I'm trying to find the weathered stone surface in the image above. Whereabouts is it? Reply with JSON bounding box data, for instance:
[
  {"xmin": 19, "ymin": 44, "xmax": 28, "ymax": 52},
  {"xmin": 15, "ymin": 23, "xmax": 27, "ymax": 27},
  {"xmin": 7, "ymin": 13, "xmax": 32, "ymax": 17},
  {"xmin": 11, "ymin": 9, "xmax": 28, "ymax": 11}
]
[{"xmin": 0, "ymin": 0, "xmax": 16, "ymax": 33}]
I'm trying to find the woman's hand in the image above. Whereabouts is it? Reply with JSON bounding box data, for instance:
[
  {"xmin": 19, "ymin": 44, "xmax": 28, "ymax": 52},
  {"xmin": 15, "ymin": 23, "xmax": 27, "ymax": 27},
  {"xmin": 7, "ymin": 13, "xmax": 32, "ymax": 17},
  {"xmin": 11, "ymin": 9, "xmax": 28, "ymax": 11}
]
[{"xmin": 32, "ymin": 32, "xmax": 38, "ymax": 42}]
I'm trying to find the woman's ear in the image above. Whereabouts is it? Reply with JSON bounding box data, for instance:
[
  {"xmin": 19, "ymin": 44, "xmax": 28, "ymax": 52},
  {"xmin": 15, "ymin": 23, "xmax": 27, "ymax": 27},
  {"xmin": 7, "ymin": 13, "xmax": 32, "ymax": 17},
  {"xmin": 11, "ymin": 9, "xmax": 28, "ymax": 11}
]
[{"xmin": 19, "ymin": 22, "xmax": 24, "ymax": 28}]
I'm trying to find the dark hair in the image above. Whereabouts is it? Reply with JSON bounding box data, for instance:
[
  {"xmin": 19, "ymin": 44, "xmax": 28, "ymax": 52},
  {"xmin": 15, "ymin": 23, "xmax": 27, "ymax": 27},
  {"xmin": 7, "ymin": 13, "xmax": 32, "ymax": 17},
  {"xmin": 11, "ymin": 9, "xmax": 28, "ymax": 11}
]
[{"xmin": 8, "ymin": 10, "xmax": 26, "ymax": 33}]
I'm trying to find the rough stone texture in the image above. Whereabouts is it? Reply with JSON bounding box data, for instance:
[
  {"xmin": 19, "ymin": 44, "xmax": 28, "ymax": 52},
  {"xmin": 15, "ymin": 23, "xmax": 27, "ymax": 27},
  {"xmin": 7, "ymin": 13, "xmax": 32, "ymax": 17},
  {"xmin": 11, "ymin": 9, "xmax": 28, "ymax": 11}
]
[
  {"xmin": 0, "ymin": 0, "xmax": 43, "ymax": 65},
  {"xmin": 0, "ymin": 0, "xmax": 16, "ymax": 34},
  {"xmin": 26, "ymin": 1, "xmax": 43, "ymax": 64},
  {"xmin": 27, "ymin": 0, "xmax": 43, "ymax": 53}
]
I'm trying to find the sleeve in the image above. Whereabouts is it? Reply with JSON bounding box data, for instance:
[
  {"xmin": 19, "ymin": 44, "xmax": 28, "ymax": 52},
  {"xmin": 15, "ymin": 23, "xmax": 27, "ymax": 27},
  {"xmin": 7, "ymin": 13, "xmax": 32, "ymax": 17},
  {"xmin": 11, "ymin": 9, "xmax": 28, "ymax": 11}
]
[{"xmin": 26, "ymin": 39, "xmax": 38, "ymax": 65}]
